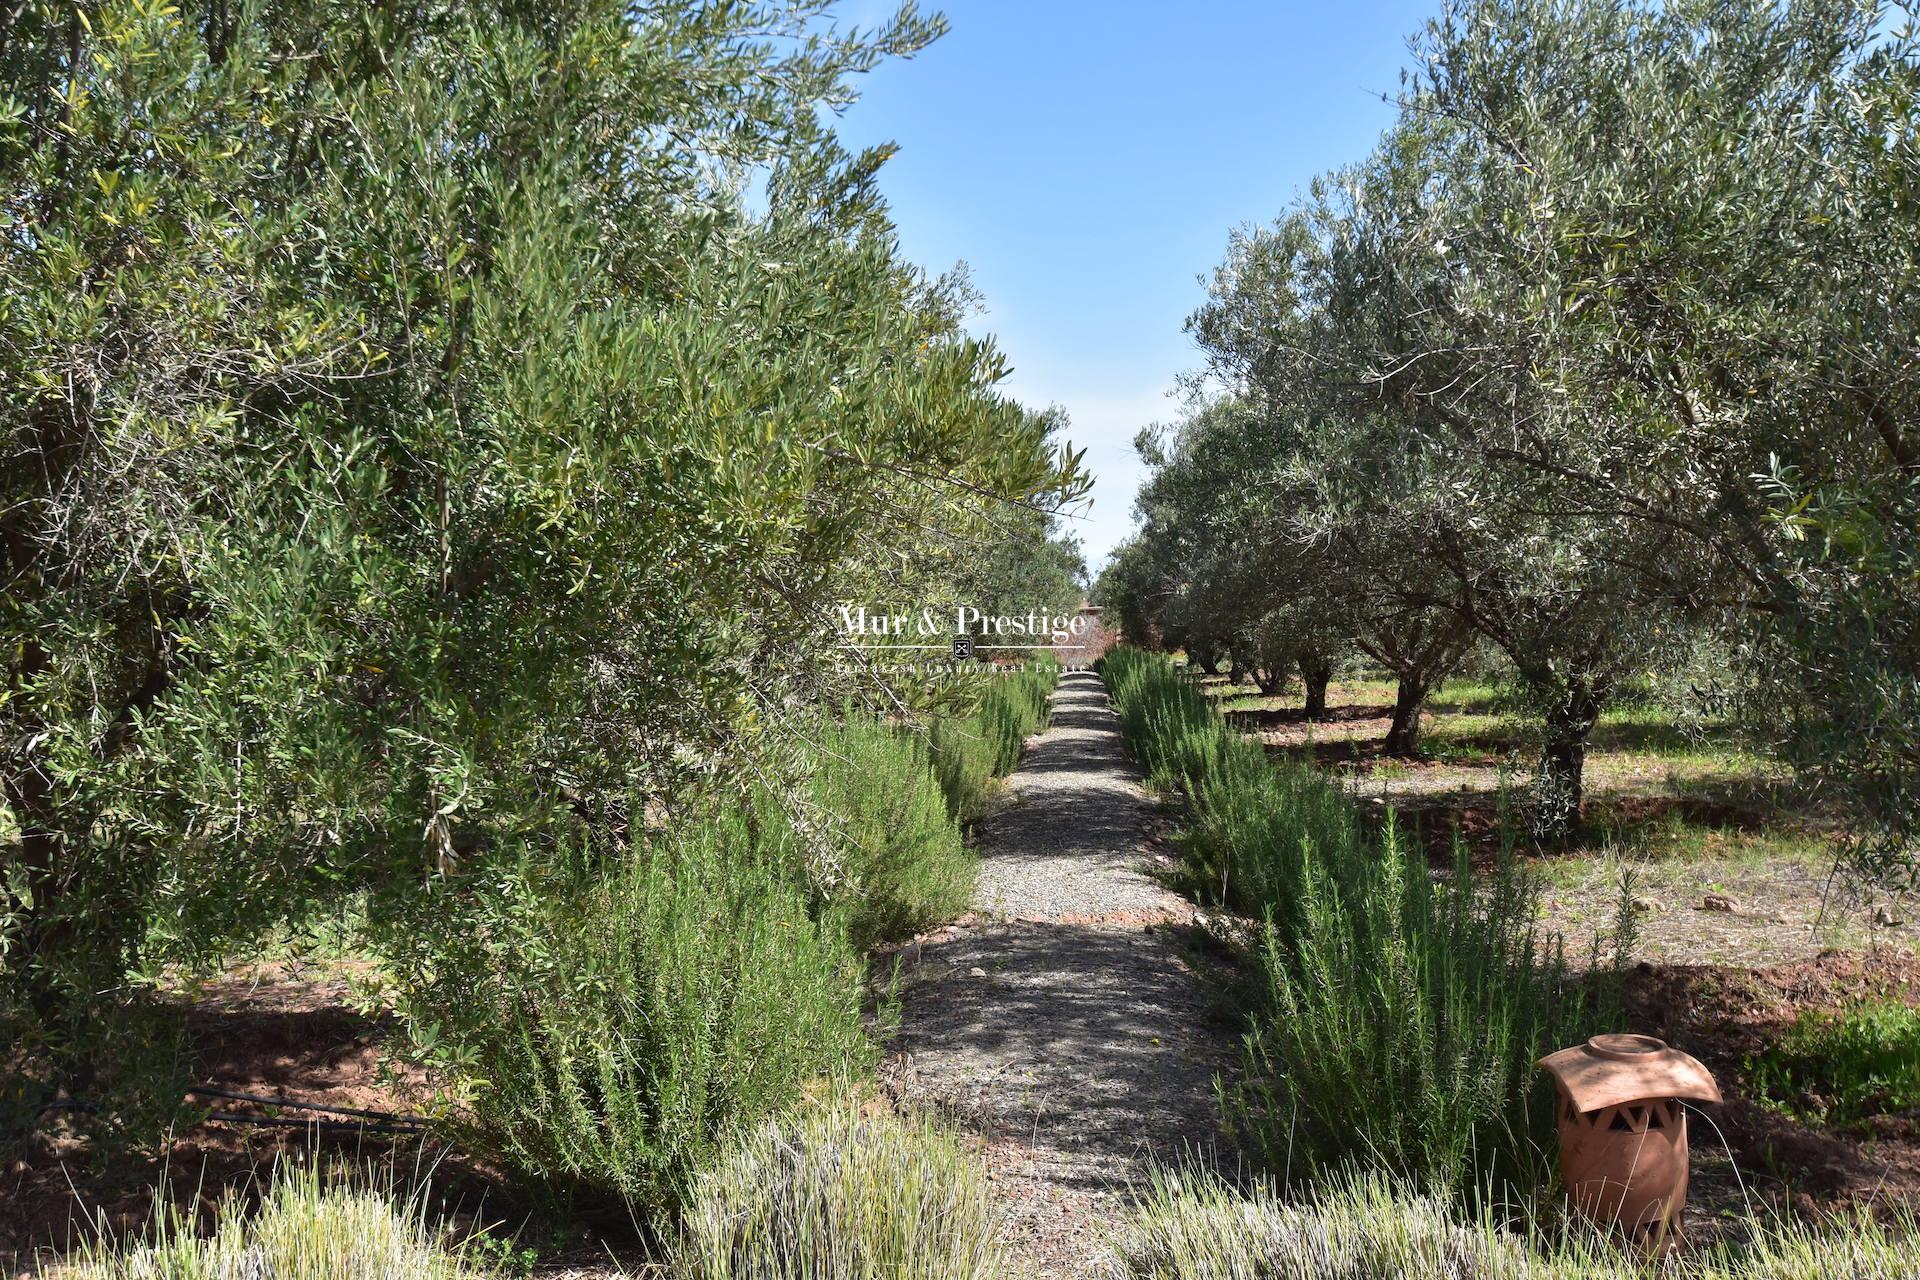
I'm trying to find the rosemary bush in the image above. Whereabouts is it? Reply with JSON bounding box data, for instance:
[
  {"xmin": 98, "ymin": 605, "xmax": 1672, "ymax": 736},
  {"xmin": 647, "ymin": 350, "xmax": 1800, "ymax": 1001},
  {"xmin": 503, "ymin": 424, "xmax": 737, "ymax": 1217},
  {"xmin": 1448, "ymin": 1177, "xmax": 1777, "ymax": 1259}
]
[
  {"xmin": 926, "ymin": 662, "xmax": 1058, "ymax": 820},
  {"xmin": 806, "ymin": 719, "xmax": 975, "ymax": 949},
  {"xmin": 388, "ymin": 801, "xmax": 872, "ymax": 1213},
  {"xmin": 1101, "ymin": 647, "xmax": 1626, "ymax": 1200}
]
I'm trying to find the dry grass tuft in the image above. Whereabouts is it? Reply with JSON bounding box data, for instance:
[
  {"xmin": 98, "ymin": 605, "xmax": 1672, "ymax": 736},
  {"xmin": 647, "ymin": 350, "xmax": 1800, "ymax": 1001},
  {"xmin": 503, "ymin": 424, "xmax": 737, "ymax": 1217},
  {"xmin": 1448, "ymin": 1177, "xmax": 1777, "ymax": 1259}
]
[
  {"xmin": 57, "ymin": 1164, "xmax": 483, "ymax": 1280},
  {"xmin": 672, "ymin": 1099, "xmax": 1002, "ymax": 1280}
]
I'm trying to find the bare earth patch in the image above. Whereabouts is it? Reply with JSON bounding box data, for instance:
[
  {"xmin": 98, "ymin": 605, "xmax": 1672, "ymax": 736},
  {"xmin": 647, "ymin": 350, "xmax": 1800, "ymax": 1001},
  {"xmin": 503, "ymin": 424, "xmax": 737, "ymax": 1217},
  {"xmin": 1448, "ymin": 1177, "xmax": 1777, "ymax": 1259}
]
[
  {"xmin": 1628, "ymin": 951, "xmax": 1920, "ymax": 1224},
  {"xmin": 882, "ymin": 671, "xmax": 1237, "ymax": 1279},
  {"xmin": 0, "ymin": 969, "xmax": 507, "ymax": 1279},
  {"xmin": 1215, "ymin": 677, "xmax": 1914, "ymax": 967},
  {"xmin": 1540, "ymin": 852, "xmax": 1915, "ymax": 967}
]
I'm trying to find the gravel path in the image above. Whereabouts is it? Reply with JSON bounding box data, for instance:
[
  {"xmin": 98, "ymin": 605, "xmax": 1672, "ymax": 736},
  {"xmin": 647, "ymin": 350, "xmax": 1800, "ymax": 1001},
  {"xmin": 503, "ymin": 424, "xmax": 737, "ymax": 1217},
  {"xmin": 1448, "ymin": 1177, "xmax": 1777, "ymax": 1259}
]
[{"xmin": 882, "ymin": 670, "xmax": 1237, "ymax": 1278}]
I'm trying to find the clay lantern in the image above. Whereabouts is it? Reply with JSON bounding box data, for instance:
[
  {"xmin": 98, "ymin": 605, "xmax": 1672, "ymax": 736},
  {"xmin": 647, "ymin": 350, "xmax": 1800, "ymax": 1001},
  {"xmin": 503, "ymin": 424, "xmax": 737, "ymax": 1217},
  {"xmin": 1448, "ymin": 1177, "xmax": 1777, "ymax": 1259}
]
[{"xmin": 1537, "ymin": 1033, "xmax": 1721, "ymax": 1248}]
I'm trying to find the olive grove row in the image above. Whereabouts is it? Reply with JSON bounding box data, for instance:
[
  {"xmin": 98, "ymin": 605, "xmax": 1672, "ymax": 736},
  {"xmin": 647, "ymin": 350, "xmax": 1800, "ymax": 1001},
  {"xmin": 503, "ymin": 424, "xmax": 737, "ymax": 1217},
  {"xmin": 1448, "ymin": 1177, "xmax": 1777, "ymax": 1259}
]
[{"xmin": 1100, "ymin": 0, "xmax": 1920, "ymax": 863}]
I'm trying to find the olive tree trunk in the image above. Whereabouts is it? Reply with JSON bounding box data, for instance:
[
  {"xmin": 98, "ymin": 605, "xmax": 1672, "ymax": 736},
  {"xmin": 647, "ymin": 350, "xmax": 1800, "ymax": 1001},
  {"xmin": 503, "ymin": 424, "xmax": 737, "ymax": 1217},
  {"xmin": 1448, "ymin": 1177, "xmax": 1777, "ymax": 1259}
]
[
  {"xmin": 1383, "ymin": 673, "xmax": 1429, "ymax": 755},
  {"xmin": 1301, "ymin": 660, "xmax": 1332, "ymax": 719},
  {"xmin": 1534, "ymin": 682, "xmax": 1603, "ymax": 840}
]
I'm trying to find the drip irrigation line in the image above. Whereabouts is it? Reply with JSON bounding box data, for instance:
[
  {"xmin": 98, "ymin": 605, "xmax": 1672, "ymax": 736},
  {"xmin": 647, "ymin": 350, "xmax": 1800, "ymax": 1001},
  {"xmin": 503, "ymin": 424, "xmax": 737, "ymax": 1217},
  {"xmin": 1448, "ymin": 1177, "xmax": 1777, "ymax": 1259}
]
[
  {"xmin": 32, "ymin": 1088, "xmax": 433, "ymax": 1135},
  {"xmin": 201, "ymin": 1110, "xmax": 427, "ymax": 1136},
  {"xmin": 184, "ymin": 1086, "xmax": 431, "ymax": 1128}
]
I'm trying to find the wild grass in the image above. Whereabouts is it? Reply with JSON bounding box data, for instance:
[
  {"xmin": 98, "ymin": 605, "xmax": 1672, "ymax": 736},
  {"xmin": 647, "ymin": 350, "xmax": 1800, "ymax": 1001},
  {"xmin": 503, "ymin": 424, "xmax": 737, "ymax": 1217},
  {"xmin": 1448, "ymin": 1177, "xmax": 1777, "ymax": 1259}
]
[
  {"xmin": 672, "ymin": 1100, "xmax": 1003, "ymax": 1280},
  {"xmin": 1217, "ymin": 666, "xmax": 1766, "ymax": 776},
  {"xmin": 1747, "ymin": 998, "xmax": 1920, "ymax": 1127},
  {"xmin": 1116, "ymin": 1169, "xmax": 1920, "ymax": 1280},
  {"xmin": 392, "ymin": 801, "xmax": 873, "ymax": 1213},
  {"xmin": 1532, "ymin": 817, "xmax": 1830, "ymax": 893},
  {"xmin": 1100, "ymin": 647, "xmax": 1628, "ymax": 1202},
  {"xmin": 60, "ymin": 1163, "xmax": 484, "ymax": 1280},
  {"xmin": 806, "ymin": 719, "xmax": 974, "ymax": 949}
]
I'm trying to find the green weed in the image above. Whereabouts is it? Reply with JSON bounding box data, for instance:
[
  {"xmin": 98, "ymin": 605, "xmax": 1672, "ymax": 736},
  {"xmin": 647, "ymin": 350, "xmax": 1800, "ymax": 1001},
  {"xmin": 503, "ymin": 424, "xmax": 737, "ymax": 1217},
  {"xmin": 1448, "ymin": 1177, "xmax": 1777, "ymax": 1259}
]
[{"xmin": 1748, "ymin": 998, "xmax": 1920, "ymax": 1127}]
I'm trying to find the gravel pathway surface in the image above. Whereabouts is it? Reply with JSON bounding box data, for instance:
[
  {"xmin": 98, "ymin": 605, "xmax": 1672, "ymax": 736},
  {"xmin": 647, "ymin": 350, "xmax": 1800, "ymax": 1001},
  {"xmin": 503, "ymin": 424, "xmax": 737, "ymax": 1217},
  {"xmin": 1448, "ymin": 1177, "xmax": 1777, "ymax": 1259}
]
[{"xmin": 882, "ymin": 670, "xmax": 1237, "ymax": 1278}]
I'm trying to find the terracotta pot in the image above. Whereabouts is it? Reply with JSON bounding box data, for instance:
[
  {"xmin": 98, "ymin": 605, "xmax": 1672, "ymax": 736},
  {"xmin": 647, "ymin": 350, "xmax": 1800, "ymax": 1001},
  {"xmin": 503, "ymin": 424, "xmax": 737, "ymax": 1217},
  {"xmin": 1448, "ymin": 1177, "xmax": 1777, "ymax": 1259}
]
[{"xmin": 1537, "ymin": 1033, "xmax": 1721, "ymax": 1249}]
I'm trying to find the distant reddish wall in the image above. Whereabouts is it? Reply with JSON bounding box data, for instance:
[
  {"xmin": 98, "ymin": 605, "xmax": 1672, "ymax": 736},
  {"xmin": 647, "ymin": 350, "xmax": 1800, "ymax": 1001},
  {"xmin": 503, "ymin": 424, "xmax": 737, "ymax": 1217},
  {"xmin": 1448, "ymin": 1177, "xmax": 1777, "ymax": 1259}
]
[{"xmin": 1052, "ymin": 605, "xmax": 1117, "ymax": 666}]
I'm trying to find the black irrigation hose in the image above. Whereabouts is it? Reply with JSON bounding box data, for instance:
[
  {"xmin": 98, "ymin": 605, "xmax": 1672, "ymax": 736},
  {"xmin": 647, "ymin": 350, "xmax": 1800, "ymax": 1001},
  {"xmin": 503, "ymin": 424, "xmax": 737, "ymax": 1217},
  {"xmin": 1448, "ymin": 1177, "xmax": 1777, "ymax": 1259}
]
[
  {"xmin": 32, "ymin": 1088, "xmax": 433, "ymax": 1135},
  {"xmin": 185, "ymin": 1086, "xmax": 431, "ymax": 1129},
  {"xmin": 202, "ymin": 1110, "xmax": 428, "ymax": 1136}
]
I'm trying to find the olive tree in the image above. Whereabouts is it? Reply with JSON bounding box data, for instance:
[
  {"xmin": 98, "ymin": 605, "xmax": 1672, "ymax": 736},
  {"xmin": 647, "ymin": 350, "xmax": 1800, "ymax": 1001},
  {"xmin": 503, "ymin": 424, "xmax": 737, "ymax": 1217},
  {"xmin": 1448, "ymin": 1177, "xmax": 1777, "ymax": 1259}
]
[
  {"xmin": 0, "ymin": 0, "xmax": 1084, "ymax": 1139},
  {"xmin": 1402, "ymin": 0, "xmax": 1920, "ymax": 869},
  {"xmin": 1189, "ymin": 153, "xmax": 1668, "ymax": 813}
]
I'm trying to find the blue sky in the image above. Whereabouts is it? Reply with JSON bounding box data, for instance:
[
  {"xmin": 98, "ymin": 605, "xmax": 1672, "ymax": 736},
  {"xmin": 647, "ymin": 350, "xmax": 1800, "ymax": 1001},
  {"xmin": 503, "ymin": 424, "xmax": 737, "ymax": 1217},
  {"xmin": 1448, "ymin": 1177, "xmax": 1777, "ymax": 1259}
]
[{"xmin": 832, "ymin": 0, "xmax": 1439, "ymax": 572}]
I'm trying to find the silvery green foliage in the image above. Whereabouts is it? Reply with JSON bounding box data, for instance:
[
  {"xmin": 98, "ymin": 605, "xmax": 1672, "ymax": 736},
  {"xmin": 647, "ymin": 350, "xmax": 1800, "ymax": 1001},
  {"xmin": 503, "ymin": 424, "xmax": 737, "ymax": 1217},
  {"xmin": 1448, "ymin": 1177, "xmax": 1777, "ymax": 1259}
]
[
  {"xmin": 1399, "ymin": 0, "xmax": 1920, "ymax": 876},
  {"xmin": 0, "ymin": 0, "xmax": 1083, "ymax": 1143},
  {"xmin": 674, "ymin": 1102, "xmax": 1004, "ymax": 1280},
  {"xmin": 1116, "ymin": 1172, "xmax": 1564, "ymax": 1280},
  {"xmin": 1119, "ymin": 1168, "xmax": 1920, "ymax": 1280}
]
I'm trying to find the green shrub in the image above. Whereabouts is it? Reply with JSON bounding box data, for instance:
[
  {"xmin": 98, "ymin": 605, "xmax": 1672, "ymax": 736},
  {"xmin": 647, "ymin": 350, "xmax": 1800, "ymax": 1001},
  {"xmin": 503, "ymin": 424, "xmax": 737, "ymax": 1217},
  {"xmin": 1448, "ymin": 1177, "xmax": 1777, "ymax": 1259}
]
[
  {"xmin": 64, "ymin": 1164, "xmax": 483, "ymax": 1280},
  {"xmin": 1185, "ymin": 741, "xmax": 1360, "ymax": 924},
  {"xmin": 978, "ymin": 661, "xmax": 1057, "ymax": 774},
  {"xmin": 928, "ymin": 715, "xmax": 1000, "ymax": 822},
  {"xmin": 1102, "ymin": 647, "xmax": 1625, "ymax": 1201},
  {"xmin": 1101, "ymin": 648, "xmax": 1238, "ymax": 796},
  {"xmin": 389, "ymin": 803, "xmax": 872, "ymax": 1212},
  {"xmin": 1, "ymin": 0, "xmax": 1082, "ymax": 1162},
  {"xmin": 806, "ymin": 719, "xmax": 975, "ymax": 948},
  {"xmin": 673, "ymin": 1100, "xmax": 1003, "ymax": 1280},
  {"xmin": 1117, "ymin": 1170, "xmax": 1920, "ymax": 1280},
  {"xmin": 925, "ymin": 662, "xmax": 1058, "ymax": 820},
  {"xmin": 1231, "ymin": 825, "xmax": 1607, "ymax": 1198},
  {"xmin": 1748, "ymin": 998, "xmax": 1920, "ymax": 1127}
]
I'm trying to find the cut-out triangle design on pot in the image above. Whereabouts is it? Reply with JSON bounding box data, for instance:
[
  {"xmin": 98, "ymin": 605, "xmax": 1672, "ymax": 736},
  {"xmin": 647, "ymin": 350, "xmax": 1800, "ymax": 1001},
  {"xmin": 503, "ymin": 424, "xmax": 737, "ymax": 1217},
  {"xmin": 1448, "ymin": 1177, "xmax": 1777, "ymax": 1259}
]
[{"xmin": 1538, "ymin": 1034, "xmax": 1721, "ymax": 1251}]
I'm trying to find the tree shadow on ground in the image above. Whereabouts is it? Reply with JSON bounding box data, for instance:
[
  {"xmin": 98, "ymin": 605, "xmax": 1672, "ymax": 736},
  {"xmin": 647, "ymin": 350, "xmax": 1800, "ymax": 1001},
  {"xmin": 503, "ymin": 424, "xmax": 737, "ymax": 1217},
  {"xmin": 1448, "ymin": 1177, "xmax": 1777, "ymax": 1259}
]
[
  {"xmin": 885, "ymin": 919, "xmax": 1239, "ymax": 1196},
  {"xmin": 1, "ymin": 992, "xmax": 536, "ymax": 1271},
  {"xmin": 1223, "ymin": 703, "xmax": 1392, "ymax": 731}
]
